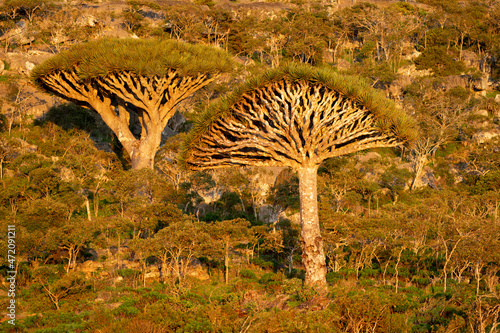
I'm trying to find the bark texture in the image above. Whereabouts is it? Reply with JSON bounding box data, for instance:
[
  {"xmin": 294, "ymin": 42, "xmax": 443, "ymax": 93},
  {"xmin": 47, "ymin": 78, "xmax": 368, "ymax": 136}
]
[
  {"xmin": 298, "ymin": 166, "xmax": 327, "ymax": 287},
  {"xmin": 38, "ymin": 70, "xmax": 214, "ymax": 169}
]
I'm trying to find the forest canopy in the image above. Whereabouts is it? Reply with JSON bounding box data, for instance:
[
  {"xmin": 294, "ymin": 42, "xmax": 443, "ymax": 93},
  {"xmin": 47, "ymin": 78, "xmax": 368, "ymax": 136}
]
[{"xmin": 0, "ymin": 0, "xmax": 500, "ymax": 331}]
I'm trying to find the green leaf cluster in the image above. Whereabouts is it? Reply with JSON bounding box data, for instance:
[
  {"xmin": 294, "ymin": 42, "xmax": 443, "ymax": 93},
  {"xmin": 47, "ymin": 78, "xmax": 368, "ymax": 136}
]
[{"xmin": 32, "ymin": 38, "xmax": 234, "ymax": 81}]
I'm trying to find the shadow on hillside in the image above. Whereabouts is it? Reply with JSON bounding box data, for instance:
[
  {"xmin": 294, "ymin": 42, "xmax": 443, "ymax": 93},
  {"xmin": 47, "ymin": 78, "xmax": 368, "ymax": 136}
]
[{"xmin": 35, "ymin": 103, "xmax": 129, "ymax": 166}]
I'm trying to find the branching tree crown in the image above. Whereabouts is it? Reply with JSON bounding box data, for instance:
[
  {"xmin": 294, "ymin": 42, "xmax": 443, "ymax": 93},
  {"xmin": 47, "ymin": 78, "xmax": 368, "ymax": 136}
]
[
  {"xmin": 181, "ymin": 63, "xmax": 417, "ymax": 169},
  {"xmin": 32, "ymin": 38, "xmax": 234, "ymax": 169},
  {"xmin": 180, "ymin": 63, "xmax": 417, "ymax": 288}
]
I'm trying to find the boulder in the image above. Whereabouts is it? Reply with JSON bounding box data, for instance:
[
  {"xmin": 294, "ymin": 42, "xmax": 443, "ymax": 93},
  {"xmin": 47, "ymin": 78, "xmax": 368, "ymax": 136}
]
[
  {"xmin": 323, "ymin": 49, "xmax": 334, "ymax": 63},
  {"xmin": 59, "ymin": 167, "xmax": 75, "ymax": 182},
  {"xmin": 145, "ymin": 266, "xmax": 161, "ymax": 282},
  {"xmin": 472, "ymin": 109, "xmax": 489, "ymax": 117},
  {"xmin": 12, "ymin": 138, "xmax": 37, "ymax": 154},
  {"xmin": 166, "ymin": 111, "xmax": 186, "ymax": 132},
  {"xmin": 185, "ymin": 264, "xmax": 209, "ymax": 280},
  {"xmin": 472, "ymin": 129, "xmax": 500, "ymax": 144},
  {"xmin": 78, "ymin": 260, "xmax": 104, "ymax": 278},
  {"xmin": 397, "ymin": 64, "xmax": 432, "ymax": 77},
  {"xmin": 4, "ymin": 50, "xmax": 52, "ymax": 75},
  {"xmin": 461, "ymin": 50, "xmax": 480, "ymax": 69},
  {"xmin": 24, "ymin": 61, "xmax": 35, "ymax": 72},
  {"xmin": 335, "ymin": 58, "xmax": 351, "ymax": 71},
  {"xmin": 449, "ymin": 166, "xmax": 464, "ymax": 184},
  {"xmin": 76, "ymin": 15, "xmax": 98, "ymax": 27},
  {"xmin": 443, "ymin": 74, "xmax": 488, "ymax": 91},
  {"xmin": 198, "ymin": 187, "xmax": 224, "ymax": 204}
]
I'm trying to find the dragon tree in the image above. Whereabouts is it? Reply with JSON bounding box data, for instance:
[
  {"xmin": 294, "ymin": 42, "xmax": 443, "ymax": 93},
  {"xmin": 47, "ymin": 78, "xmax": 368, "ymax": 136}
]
[
  {"xmin": 180, "ymin": 63, "xmax": 417, "ymax": 288},
  {"xmin": 32, "ymin": 38, "xmax": 233, "ymax": 169}
]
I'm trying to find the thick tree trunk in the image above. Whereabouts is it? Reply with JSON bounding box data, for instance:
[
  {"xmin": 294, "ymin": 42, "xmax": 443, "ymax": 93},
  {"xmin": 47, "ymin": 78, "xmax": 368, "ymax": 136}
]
[
  {"xmin": 297, "ymin": 166, "xmax": 327, "ymax": 289},
  {"xmin": 129, "ymin": 125, "xmax": 163, "ymax": 170}
]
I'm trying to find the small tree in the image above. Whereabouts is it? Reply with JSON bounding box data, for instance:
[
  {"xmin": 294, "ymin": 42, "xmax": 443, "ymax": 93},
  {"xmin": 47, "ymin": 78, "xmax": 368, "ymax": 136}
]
[
  {"xmin": 1, "ymin": 0, "xmax": 50, "ymax": 22},
  {"xmin": 204, "ymin": 218, "xmax": 251, "ymax": 284},
  {"xmin": 46, "ymin": 217, "xmax": 96, "ymax": 274},
  {"xmin": 32, "ymin": 38, "xmax": 233, "ymax": 169},
  {"xmin": 181, "ymin": 63, "xmax": 417, "ymax": 288},
  {"xmin": 152, "ymin": 219, "xmax": 208, "ymax": 283}
]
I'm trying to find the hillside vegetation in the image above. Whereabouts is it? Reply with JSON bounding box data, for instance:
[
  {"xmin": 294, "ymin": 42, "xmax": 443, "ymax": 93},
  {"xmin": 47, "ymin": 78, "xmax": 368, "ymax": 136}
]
[{"xmin": 1, "ymin": 0, "xmax": 500, "ymax": 332}]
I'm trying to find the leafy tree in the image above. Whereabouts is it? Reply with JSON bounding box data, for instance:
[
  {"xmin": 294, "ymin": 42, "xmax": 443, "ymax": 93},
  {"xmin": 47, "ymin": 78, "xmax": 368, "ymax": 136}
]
[
  {"xmin": 204, "ymin": 218, "xmax": 251, "ymax": 284},
  {"xmin": 32, "ymin": 266, "xmax": 89, "ymax": 311},
  {"xmin": 162, "ymin": 4, "xmax": 206, "ymax": 43},
  {"xmin": 414, "ymin": 46, "xmax": 466, "ymax": 76},
  {"xmin": 129, "ymin": 237, "xmax": 156, "ymax": 287},
  {"xmin": 282, "ymin": 10, "xmax": 332, "ymax": 65},
  {"xmin": 403, "ymin": 80, "xmax": 469, "ymax": 189},
  {"xmin": 0, "ymin": 0, "xmax": 50, "ymax": 22},
  {"xmin": 152, "ymin": 219, "xmax": 208, "ymax": 283},
  {"xmin": 32, "ymin": 38, "xmax": 234, "ymax": 169},
  {"xmin": 181, "ymin": 63, "xmax": 417, "ymax": 289},
  {"xmin": 277, "ymin": 219, "xmax": 301, "ymax": 275},
  {"xmin": 46, "ymin": 217, "xmax": 96, "ymax": 274}
]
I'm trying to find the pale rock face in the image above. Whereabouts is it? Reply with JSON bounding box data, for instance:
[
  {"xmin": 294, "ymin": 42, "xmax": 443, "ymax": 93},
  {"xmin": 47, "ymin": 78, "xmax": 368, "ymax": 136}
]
[
  {"xmin": 259, "ymin": 204, "xmax": 284, "ymax": 224},
  {"xmin": 472, "ymin": 109, "xmax": 489, "ymax": 117},
  {"xmin": 472, "ymin": 129, "xmax": 500, "ymax": 144},
  {"xmin": 145, "ymin": 267, "xmax": 161, "ymax": 282},
  {"xmin": 404, "ymin": 50, "xmax": 422, "ymax": 61},
  {"xmin": 59, "ymin": 167, "xmax": 75, "ymax": 182},
  {"xmin": 185, "ymin": 265, "xmax": 210, "ymax": 280},
  {"xmin": 397, "ymin": 64, "xmax": 433, "ymax": 77},
  {"xmin": 76, "ymin": 15, "xmax": 97, "ymax": 27},
  {"xmin": 23, "ymin": 61, "xmax": 35, "ymax": 74}
]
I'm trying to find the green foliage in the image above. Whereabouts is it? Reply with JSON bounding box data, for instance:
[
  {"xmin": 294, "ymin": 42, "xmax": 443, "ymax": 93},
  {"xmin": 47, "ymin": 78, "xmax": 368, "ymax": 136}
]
[
  {"xmin": 469, "ymin": 170, "xmax": 500, "ymax": 194},
  {"xmin": 116, "ymin": 269, "xmax": 141, "ymax": 279},
  {"xmin": 240, "ymin": 269, "xmax": 257, "ymax": 279},
  {"xmin": 268, "ymin": 172, "xmax": 300, "ymax": 212},
  {"xmin": 3, "ymin": 2, "xmax": 500, "ymax": 333},
  {"xmin": 32, "ymin": 38, "xmax": 234, "ymax": 81},
  {"xmin": 259, "ymin": 272, "xmax": 282, "ymax": 285},
  {"xmin": 250, "ymin": 257, "xmax": 274, "ymax": 270},
  {"xmin": 126, "ymin": 0, "xmax": 161, "ymax": 11},
  {"xmin": 194, "ymin": 0, "xmax": 215, "ymax": 7},
  {"xmin": 414, "ymin": 46, "xmax": 466, "ymax": 76},
  {"xmin": 347, "ymin": 61, "xmax": 398, "ymax": 85}
]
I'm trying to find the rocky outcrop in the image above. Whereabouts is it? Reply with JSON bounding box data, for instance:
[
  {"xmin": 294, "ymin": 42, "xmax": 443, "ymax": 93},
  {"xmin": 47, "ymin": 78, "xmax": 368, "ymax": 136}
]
[
  {"xmin": 397, "ymin": 64, "xmax": 433, "ymax": 77},
  {"xmin": 472, "ymin": 128, "xmax": 500, "ymax": 144},
  {"xmin": 442, "ymin": 74, "xmax": 489, "ymax": 92}
]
